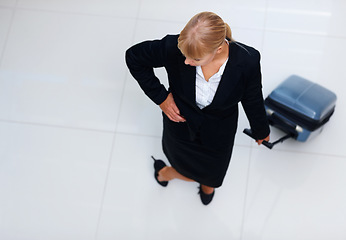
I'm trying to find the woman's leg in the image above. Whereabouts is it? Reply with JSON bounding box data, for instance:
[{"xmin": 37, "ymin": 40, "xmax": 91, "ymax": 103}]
[
  {"xmin": 158, "ymin": 167, "xmax": 215, "ymax": 193},
  {"xmin": 158, "ymin": 166, "xmax": 194, "ymax": 182},
  {"xmin": 200, "ymin": 184, "xmax": 214, "ymax": 194}
]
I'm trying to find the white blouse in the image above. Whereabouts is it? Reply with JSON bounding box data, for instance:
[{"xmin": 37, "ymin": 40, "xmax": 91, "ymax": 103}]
[{"xmin": 195, "ymin": 58, "xmax": 229, "ymax": 109}]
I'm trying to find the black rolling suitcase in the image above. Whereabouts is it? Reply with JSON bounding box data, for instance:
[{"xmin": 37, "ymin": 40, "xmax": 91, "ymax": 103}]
[{"xmin": 244, "ymin": 75, "xmax": 337, "ymax": 149}]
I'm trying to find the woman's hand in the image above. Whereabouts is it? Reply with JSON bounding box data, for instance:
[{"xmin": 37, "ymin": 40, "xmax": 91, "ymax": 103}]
[
  {"xmin": 256, "ymin": 135, "xmax": 270, "ymax": 145},
  {"xmin": 160, "ymin": 93, "xmax": 186, "ymax": 122}
]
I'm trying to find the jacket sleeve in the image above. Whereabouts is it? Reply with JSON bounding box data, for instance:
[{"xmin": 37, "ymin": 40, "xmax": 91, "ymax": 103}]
[
  {"xmin": 125, "ymin": 36, "xmax": 170, "ymax": 105},
  {"xmin": 241, "ymin": 50, "xmax": 270, "ymax": 140}
]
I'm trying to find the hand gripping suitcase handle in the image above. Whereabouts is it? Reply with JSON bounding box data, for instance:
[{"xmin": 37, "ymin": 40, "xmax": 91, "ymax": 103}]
[
  {"xmin": 243, "ymin": 128, "xmax": 274, "ymax": 149},
  {"xmin": 243, "ymin": 128, "xmax": 292, "ymax": 149}
]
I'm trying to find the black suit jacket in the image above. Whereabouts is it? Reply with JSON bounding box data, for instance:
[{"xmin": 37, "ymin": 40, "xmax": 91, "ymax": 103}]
[{"xmin": 126, "ymin": 34, "xmax": 269, "ymax": 147}]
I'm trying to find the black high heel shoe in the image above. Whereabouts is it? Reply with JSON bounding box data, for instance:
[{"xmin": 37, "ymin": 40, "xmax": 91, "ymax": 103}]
[
  {"xmin": 151, "ymin": 156, "xmax": 168, "ymax": 187},
  {"xmin": 198, "ymin": 185, "xmax": 215, "ymax": 205}
]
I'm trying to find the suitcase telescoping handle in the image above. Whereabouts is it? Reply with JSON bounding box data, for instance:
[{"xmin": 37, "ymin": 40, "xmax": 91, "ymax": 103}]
[{"xmin": 243, "ymin": 128, "xmax": 291, "ymax": 149}]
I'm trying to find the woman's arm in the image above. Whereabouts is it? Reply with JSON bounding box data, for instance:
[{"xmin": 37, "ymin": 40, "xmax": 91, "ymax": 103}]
[
  {"xmin": 125, "ymin": 36, "xmax": 170, "ymax": 105},
  {"xmin": 125, "ymin": 35, "xmax": 185, "ymax": 122},
  {"xmin": 241, "ymin": 50, "xmax": 270, "ymax": 141}
]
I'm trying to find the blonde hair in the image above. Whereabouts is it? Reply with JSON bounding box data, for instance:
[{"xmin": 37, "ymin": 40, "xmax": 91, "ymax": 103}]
[{"xmin": 178, "ymin": 12, "xmax": 233, "ymax": 59}]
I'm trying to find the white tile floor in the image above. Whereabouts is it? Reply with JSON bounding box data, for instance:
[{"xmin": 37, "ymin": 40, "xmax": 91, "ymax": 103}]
[{"xmin": 0, "ymin": 1, "xmax": 345, "ymax": 240}]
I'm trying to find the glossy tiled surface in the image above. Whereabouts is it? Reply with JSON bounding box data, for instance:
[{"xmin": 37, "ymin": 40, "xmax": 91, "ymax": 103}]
[
  {"xmin": 243, "ymin": 149, "xmax": 346, "ymax": 240},
  {"xmin": 0, "ymin": 1, "xmax": 345, "ymax": 240},
  {"xmin": 0, "ymin": 122, "xmax": 114, "ymax": 239}
]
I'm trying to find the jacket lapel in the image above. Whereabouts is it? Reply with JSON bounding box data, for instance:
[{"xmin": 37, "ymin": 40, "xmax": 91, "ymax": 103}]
[
  {"xmin": 180, "ymin": 63, "xmax": 197, "ymax": 104},
  {"xmin": 207, "ymin": 63, "xmax": 243, "ymax": 107},
  {"xmin": 205, "ymin": 42, "xmax": 244, "ymax": 109}
]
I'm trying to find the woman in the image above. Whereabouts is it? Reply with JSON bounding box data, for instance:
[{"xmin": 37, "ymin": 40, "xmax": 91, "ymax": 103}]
[{"xmin": 125, "ymin": 12, "xmax": 270, "ymax": 205}]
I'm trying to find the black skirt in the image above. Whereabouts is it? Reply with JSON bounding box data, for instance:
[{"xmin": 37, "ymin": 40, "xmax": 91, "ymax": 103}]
[{"xmin": 161, "ymin": 114, "xmax": 236, "ymax": 188}]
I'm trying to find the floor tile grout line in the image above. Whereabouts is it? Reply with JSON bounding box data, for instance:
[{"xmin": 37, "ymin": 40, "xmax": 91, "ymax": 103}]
[
  {"xmin": 0, "ymin": 119, "xmax": 115, "ymax": 134},
  {"xmin": 93, "ymin": 131, "xmax": 118, "ymax": 240},
  {"xmin": 0, "ymin": 1, "xmax": 18, "ymax": 68},
  {"xmin": 115, "ymin": 131, "xmax": 161, "ymax": 139},
  {"xmin": 0, "ymin": 119, "xmax": 344, "ymax": 159},
  {"xmin": 115, "ymin": 131, "xmax": 346, "ymax": 159},
  {"xmin": 111, "ymin": 0, "xmax": 144, "ymax": 136},
  {"xmin": 260, "ymin": 0, "xmax": 269, "ymax": 53},
  {"xmin": 8, "ymin": 5, "xmax": 140, "ymax": 20},
  {"xmin": 249, "ymin": 141, "xmax": 346, "ymax": 160},
  {"xmin": 258, "ymin": 147, "xmax": 346, "ymax": 160},
  {"xmin": 241, "ymin": 6, "xmax": 267, "ymax": 234},
  {"xmin": 92, "ymin": 64, "xmax": 129, "ymax": 240},
  {"xmin": 93, "ymin": 1, "xmax": 143, "ymax": 239},
  {"xmin": 263, "ymin": 28, "xmax": 346, "ymax": 39},
  {"xmin": 239, "ymin": 144, "xmax": 254, "ymax": 240},
  {"xmin": 2, "ymin": 6, "xmax": 346, "ymax": 40},
  {"xmin": 4, "ymin": 4, "xmax": 346, "ymax": 40},
  {"xmin": 239, "ymin": 1, "xmax": 266, "ymax": 232}
]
